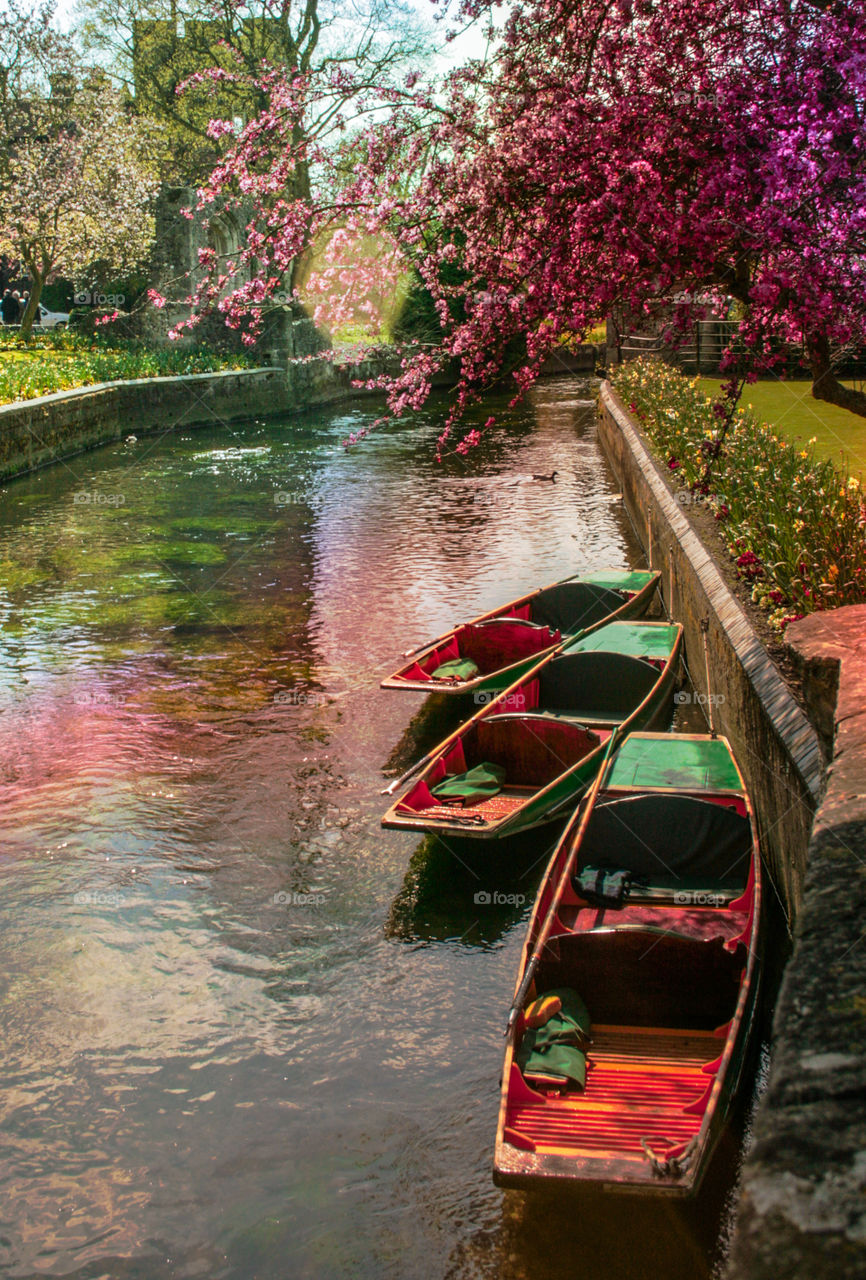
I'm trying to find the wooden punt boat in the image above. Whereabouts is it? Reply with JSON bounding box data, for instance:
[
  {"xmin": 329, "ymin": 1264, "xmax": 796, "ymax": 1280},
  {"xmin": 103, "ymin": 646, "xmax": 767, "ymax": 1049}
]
[
  {"xmin": 494, "ymin": 731, "xmax": 761, "ymax": 1195},
  {"xmin": 381, "ymin": 569, "xmax": 660, "ymax": 697},
  {"xmin": 381, "ymin": 622, "xmax": 682, "ymax": 840}
]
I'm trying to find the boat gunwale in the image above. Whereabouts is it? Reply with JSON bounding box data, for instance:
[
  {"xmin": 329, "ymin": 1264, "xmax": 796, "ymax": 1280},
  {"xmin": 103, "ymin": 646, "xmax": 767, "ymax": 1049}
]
[{"xmin": 380, "ymin": 570, "xmax": 661, "ymax": 693}]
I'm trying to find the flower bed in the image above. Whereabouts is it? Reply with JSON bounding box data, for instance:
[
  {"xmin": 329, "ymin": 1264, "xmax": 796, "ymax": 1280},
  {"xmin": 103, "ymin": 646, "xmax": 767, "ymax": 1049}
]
[
  {"xmin": 0, "ymin": 335, "xmax": 253, "ymax": 406},
  {"xmin": 611, "ymin": 360, "xmax": 866, "ymax": 631}
]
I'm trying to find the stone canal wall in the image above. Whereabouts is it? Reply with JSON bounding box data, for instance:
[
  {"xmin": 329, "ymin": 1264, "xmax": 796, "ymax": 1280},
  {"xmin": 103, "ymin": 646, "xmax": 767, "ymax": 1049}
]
[
  {"xmin": 0, "ymin": 356, "xmax": 397, "ymax": 484},
  {"xmin": 728, "ymin": 606, "xmax": 866, "ymax": 1280},
  {"xmin": 0, "ymin": 345, "xmax": 604, "ymax": 486},
  {"xmin": 597, "ymin": 381, "xmax": 822, "ymax": 917},
  {"xmin": 598, "ymin": 381, "xmax": 866, "ymax": 1280}
]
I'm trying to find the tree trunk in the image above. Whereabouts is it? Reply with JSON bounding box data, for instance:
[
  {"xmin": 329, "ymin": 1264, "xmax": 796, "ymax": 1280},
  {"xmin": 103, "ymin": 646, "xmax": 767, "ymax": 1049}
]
[
  {"xmin": 807, "ymin": 330, "xmax": 866, "ymax": 418},
  {"xmin": 18, "ymin": 269, "xmax": 45, "ymax": 341}
]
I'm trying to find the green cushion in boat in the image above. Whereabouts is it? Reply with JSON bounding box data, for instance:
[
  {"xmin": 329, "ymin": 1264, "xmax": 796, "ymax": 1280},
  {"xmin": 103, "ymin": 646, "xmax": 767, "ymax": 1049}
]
[
  {"xmin": 431, "ymin": 658, "xmax": 480, "ymax": 681},
  {"xmin": 517, "ymin": 987, "xmax": 591, "ymax": 1091},
  {"xmin": 431, "ymin": 761, "xmax": 506, "ymax": 800}
]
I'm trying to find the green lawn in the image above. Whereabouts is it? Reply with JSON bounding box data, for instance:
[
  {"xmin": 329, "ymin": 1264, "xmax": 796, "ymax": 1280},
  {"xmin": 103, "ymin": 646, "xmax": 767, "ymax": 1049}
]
[{"xmin": 700, "ymin": 377, "xmax": 866, "ymax": 476}]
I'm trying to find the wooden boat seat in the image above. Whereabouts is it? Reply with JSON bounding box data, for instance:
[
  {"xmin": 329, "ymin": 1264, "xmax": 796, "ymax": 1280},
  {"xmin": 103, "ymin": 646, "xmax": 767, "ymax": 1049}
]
[
  {"xmin": 535, "ymin": 928, "xmax": 744, "ymax": 1029},
  {"xmin": 492, "ymin": 709, "xmax": 622, "ymax": 728},
  {"xmin": 467, "ymin": 715, "xmax": 601, "ymax": 787},
  {"xmin": 531, "ymin": 583, "xmax": 628, "ymax": 635},
  {"xmin": 558, "ymin": 901, "xmax": 749, "ymax": 945},
  {"xmin": 536, "ymin": 652, "xmax": 661, "ymax": 723},
  {"xmin": 474, "ymin": 616, "xmax": 548, "ymax": 631},
  {"xmin": 505, "ymin": 1026, "xmax": 717, "ymax": 1158},
  {"xmin": 455, "ymin": 620, "xmax": 560, "ymax": 673}
]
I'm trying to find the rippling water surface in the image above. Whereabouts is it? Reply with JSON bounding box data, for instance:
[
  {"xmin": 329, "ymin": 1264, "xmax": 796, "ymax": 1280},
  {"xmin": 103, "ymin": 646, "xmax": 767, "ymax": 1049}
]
[{"xmin": 0, "ymin": 379, "xmax": 760, "ymax": 1280}]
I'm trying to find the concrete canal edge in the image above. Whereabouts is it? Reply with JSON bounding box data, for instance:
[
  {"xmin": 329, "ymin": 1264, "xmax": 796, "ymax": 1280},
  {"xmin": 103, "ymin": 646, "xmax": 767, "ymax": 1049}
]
[
  {"xmin": 0, "ymin": 356, "xmax": 394, "ymax": 484},
  {"xmin": 598, "ymin": 382, "xmax": 866, "ymax": 1277}
]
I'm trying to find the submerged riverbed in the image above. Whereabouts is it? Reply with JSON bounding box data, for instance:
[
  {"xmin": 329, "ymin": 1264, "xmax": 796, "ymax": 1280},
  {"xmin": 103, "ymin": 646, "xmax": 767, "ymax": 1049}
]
[{"xmin": 0, "ymin": 378, "xmax": 762, "ymax": 1280}]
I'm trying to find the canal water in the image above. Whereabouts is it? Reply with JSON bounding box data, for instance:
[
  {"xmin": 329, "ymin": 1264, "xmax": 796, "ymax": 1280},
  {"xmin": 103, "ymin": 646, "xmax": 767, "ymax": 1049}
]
[{"xmin": 0, "ymin": 378, "xmax": 762, "ymax": 1280}]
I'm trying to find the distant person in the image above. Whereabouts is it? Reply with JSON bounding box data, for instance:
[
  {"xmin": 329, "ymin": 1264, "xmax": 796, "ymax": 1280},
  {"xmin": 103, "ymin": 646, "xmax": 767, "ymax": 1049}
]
[
  {"xmin": 11, "ymin": 290, "xmax": 22, "ymax": 323},
  {"xmin": 0, "ymin": 289, "xmax": 17, "ymax": 325}
]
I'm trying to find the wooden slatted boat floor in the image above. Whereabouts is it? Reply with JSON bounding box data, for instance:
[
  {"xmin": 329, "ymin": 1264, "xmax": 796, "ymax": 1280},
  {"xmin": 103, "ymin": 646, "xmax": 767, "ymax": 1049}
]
[
  {"xmin": 412, "ymin": 786, "xmax": 535, "ymax": 824},
  {"xmin": 507, "ymin": 1026, "xmax": 717, "ymax": 1159}
]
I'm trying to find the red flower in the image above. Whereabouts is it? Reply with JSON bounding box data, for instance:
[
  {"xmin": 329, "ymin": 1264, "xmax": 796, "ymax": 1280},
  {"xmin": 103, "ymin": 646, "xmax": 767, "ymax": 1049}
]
[
  {"xmin": 736, "ymin": 550, "xmax": 763, "ymax": 578},
  {"xmin": 668, "ymin": 458, "xmax": 681, "ymax": 470}
]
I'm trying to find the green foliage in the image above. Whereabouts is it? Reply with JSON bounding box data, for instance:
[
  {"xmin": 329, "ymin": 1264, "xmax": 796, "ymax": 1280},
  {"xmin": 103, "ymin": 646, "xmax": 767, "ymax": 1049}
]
[
  {"xmin": 392, "ymin": 253, "xmax": 469, "ymax": 345},
  {"xmin": 611, "ymin": 360, "xmax": 866, "ymax": 630},
  {"xmin": 40, "ymin": 278, "xmax": 74, "ymax": 311},
  {"xmin": 129, "ymin": 16, "xmax": 275, "ymax": 181}
]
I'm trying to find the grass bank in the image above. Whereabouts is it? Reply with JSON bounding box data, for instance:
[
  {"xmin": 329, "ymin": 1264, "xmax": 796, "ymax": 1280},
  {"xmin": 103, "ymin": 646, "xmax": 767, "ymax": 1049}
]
[
  {"xmin": 699, "ymin": 376, "xmax": 866, "ymax": 475},
  {"xmin": 0, "ymin": 334, "xmax": 253, "ymax": 406}
]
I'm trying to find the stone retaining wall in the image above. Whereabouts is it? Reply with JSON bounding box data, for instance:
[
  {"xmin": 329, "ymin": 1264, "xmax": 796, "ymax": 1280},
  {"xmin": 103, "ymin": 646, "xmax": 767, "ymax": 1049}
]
[
  {"xmin": 727, "ymin": 607, "xmax": 866, "ymax": 1280},
  {"xmin": 598, "ymin": 381, "xmax": 822, "ymax": 918},
  {"xmin": 0, "ymin": 356, "xmax": 397, "ymax": 484}
]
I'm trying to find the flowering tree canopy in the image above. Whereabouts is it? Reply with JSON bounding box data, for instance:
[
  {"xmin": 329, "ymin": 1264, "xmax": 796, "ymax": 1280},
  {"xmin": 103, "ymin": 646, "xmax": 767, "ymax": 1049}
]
[
  {"xmin": 0, "ymin": 5, "xmax": 159, "ymax": 337},
  {"xmin": 178, "ymin": 0, "xmax": 866, "ymax": 449}
]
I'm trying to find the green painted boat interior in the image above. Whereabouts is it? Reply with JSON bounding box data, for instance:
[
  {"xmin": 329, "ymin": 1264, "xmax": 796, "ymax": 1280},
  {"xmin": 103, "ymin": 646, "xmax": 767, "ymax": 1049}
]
[
  {"xmin": 580, "ymin": 569, "xmax": 657, "ymax": 593},
  {"xmin": 535, "ymin": 651, "xmax": 662, "ymax": 724},
  {"xmin": 607, "ymin": 734, "xmax": 743, "ymax": 793},
  {"xmin": 576, "ymin": 792, "xmax": 752, "ymax": 894},
  {"xmin": 531, "ymin": 583, "xmax": 629, "ymax": 634},
  {"xmin": 563, "ymin": 620, "xmax": 680, "ymax": 659}
]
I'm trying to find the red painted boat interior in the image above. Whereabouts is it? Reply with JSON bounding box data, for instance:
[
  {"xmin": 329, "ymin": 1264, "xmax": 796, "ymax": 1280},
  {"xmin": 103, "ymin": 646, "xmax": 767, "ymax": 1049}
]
[
  {"xmin": 396, "ymin": 618, "xmax": 560, "ymax": 683},
  {"xmin": 394, "ymin": 718, "xmax": 600, "ymax": 816}
]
